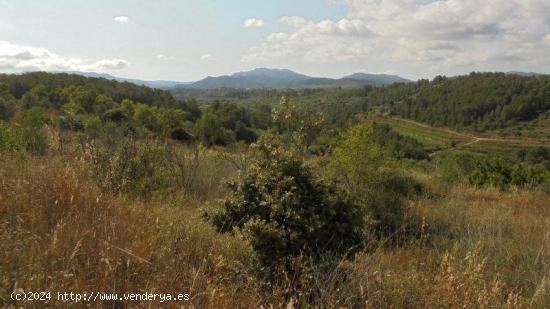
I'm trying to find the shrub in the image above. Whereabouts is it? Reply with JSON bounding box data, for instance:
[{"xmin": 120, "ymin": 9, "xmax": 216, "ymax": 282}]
[
  {"xmin": 103, "ymin": 108, "xmax": 130, "ymax": 123},
  {"xmin": 469, "ymin": 156, "xmax": 548, "ymax": 189},
  {"xmin": 366, "ymin": 171, "xmax": 424, "ymax": 235},
  {"xmin": 438, "ymin": 152, "xmax": 477, "ymax": 183},
  {"xmin": 0, "ymin": 121, "xmax": 25, "ymax": 157},
  {"xmin": 89, "ymin": 138, "xmax": 173, "ymax": 197},
  {"xmin": 520, "ymin": 146, "xmax": 550, "ymax": 171},
  {"xmin": 58, "ymin": 114, "xmax": 85, "ymax": 131},
  {"xmin": 165, "ymin": 144, "xmax": 235, "ymax": 199},
  {"xmin": 234, "ymin": 121, "xmax": 257, "ymax": 143},
  {"xmin": 469, "ymin": 157, "xmax": 513, "ymax": 189},
  {"xmin": 206, "ymin": 137, "xmax": 367, "ymax": 270},
  {"xmin": 170, "ymin": 127, "xmax": 193, "ymax": 142},
  {"xmin": 332, "ymin": 123, "xmax": 422, "ymax": 236},
  {"xmin": 372, "ymin": 123, "xmax": 429, "ymax": 160},
  {"xmin": 510, "ymin": 163, "xmax": 547, "ymax": 187},
  {"xmin": 195, "ymin": 113, "xmax": 236, "ymax": 146},
  {"xmin": 83, "ymin": 115, "xmax": 104, "ymax": 137},
  {"xmin": 18, "ymin": 107, "xmax": 50, "ymax": 155},
  {"xmin": 0, "ymin": 96, "xmax": 16, "ymax": 121}
]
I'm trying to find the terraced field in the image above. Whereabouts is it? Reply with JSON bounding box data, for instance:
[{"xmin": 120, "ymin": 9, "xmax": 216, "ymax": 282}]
[{"xmin": 372, "ymin": 116, "xmax": 550, "ymax": 158}]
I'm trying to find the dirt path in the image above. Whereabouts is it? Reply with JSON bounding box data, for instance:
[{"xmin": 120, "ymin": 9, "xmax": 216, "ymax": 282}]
[
  {"xmin": 396, "ymin": 118, "xmax": 473, "ymax": 139},
  {"xmin": 393, "ymin": 117, "xmax": 550, "ymax": 147},
  {"xmin": 385, "ymin": 117, "xmax": 550, "ymax": 158}
]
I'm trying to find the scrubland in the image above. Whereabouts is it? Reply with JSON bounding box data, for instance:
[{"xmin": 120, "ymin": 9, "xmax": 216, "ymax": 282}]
[{"xmin": 1, "ymin": 144, "xmax": 548, "ymax": 308}]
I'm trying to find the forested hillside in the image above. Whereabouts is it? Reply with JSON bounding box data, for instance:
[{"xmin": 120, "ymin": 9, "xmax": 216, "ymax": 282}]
[
  {"xmin": 172, "ymin": 73, "xmax": 550, "ymax": 138},
  {"xmin": 0, "ymin": 72, "xmax": 272, "ymax": 147},
  {"xmin": 390, "ymin": 72, "xmax": 550, "ymax": 131},
  {"xmin": 0, "ymin": 72, "xmax": 179, "ymax": 106}
]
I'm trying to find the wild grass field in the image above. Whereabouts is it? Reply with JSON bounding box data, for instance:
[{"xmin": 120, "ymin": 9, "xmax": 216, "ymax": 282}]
[{"xmin": 1, "ymin": 143, "xmax": 549, "ymax": 307}]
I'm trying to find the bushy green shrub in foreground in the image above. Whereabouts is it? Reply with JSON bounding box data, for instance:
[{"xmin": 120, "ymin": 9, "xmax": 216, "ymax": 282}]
[{"xmin": 206, "ymin": 137, "xmax": 367, "ymax": 269}]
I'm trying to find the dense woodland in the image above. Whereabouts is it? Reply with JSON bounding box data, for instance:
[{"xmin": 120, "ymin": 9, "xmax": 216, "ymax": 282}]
[
  {"xmin": 173, "ymin": 72, "xmax": 550, "ymax": 136},
  {"xmin": 391, "ymin": 72, "xmax": 550, "ymax": 131},
  {"xmin": 0, "ymin": 72, "xmax": 275, "ymax": 147},
  {"xmin": 1, "ymin": 72, "xmax": 550, "ymax": 307}
]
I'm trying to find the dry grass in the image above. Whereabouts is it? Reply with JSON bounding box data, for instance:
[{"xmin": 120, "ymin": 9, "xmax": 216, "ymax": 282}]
[
  {"xmin": 301, "ymin": 184, "xmax": 550, "ymax": 308},
  {"xmin": 1, "ymin": 155, "xmax": 549, "ymax": 308},
  {"xmin": 0, "ymin": 157, "xmax": 259, "ymax": 307}
]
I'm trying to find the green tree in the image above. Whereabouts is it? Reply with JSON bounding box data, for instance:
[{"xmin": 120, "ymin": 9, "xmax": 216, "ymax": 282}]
[
  {"xmin": 195, "ymin": 112, "xmax": 235, "ymax": 146},
  {"xmin": 333, "ymin": 123, "xmax": 422, "ymax": 235},
  {"xmin": 470, "ymin": 156, "xmax": 548, "ymax": 189},
  {"xmin": 133, "ymin": 103, "xmax": 161, "ymax": 133},
  {"xmin": 272, "ymin": 96, "xmax": 325, "ymax": 150},
  {"xmin": 234, "ymin": 121, "xmax": 257, "ymax": 143},
  {"xmin": 0, "ymin": 96, "xmax": 16, "ymax": 121}
]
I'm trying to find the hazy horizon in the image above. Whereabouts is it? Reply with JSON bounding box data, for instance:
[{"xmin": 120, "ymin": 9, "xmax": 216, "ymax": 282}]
[{"xmin": 34, "ymin": 67, "xmax": 546, "ymax": 84}]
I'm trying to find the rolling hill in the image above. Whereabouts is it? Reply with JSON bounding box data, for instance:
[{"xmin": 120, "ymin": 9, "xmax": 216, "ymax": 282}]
[{"xmin": 343, "ymin": 73, "xmax": 411, "ymax": 85}]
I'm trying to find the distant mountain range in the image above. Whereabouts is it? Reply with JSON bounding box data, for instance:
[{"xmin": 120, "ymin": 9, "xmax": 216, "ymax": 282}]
[
  {"xmin": 52, "ymin": 69, "xmax": 549, "ymax": 90},
  {"xmin": 61, "ymin": 68, "xmax": 411, "ymax": 90},
  {"xmin": 58, "ymin": 71, "xmax": 192, "ymax": 89},
  {"xmin": 506, "ymin": 71, "xmax": 544, "ymax": 77},
  {"xmin": 183, "ymin": 68, "xmax": 411, "ymax": 89}
]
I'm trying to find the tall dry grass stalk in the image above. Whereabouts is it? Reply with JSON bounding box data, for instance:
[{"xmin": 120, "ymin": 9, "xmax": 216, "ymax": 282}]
[{"xmin": 0, "ymin": 157, "xmax": 259, "ymax": 307}]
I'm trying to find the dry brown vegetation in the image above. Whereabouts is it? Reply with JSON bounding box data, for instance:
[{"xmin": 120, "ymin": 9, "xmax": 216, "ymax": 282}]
[
  {"xmin": 1, "ymin": 149, "xmax": 549, "ymax": 308},
  {"xmin": 0, "ymin": 157, "xmax": 258, "ymax": 308}
]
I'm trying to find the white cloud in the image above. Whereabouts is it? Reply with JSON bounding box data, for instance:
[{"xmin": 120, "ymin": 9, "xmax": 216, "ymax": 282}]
[
  {"xmin": 113, "ymin": 16, "xmax": 129, "ymax": 24},
  {"xmin": 156, "ymin": 54, "xmax": 168, "ymax": 60},
  {"xmin": 243, "ymin": 16, "xmax": 374, "ymax": 62},
  {"xmin": 245, "ymin": 0, "xmax": 550, "ymax": 76},
  {"xmin": 200, "ymin": 54, "xmax": 216, "ymax": 61},
  {"xmin": 243, "ymin": 18, "xmax": 265, "ymax": 28},
  {"xmin": 0, "ymin": 41, "xmax": 129, "ymax": 72}
]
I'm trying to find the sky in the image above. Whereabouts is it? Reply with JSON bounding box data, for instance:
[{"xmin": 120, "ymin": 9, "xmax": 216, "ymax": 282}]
[{"xmin": 1, "ymin": 0, "xmax": 550, "ymax": 81}]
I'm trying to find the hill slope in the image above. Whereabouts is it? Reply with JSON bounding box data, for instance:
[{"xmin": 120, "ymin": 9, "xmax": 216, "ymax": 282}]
[
  {"xmin": 344, "ymin": 73, "xmax": 411, "ymax": 85},
  {"xmin": 390, "ymin": 72, "xmax": 550, "ymax": 133}
]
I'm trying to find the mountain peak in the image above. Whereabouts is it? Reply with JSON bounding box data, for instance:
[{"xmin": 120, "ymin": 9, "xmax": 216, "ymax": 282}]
[
  {"xmin": 232, "ymin": 68, "xmax": 308, "ymax": 79},
  {"xmin": 185, "ymin": 68, "xmax": 411, "ymax": 89},
  {"xmin": 344, "ymin": 72, "xmax": 411, "ymax": 84}
]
